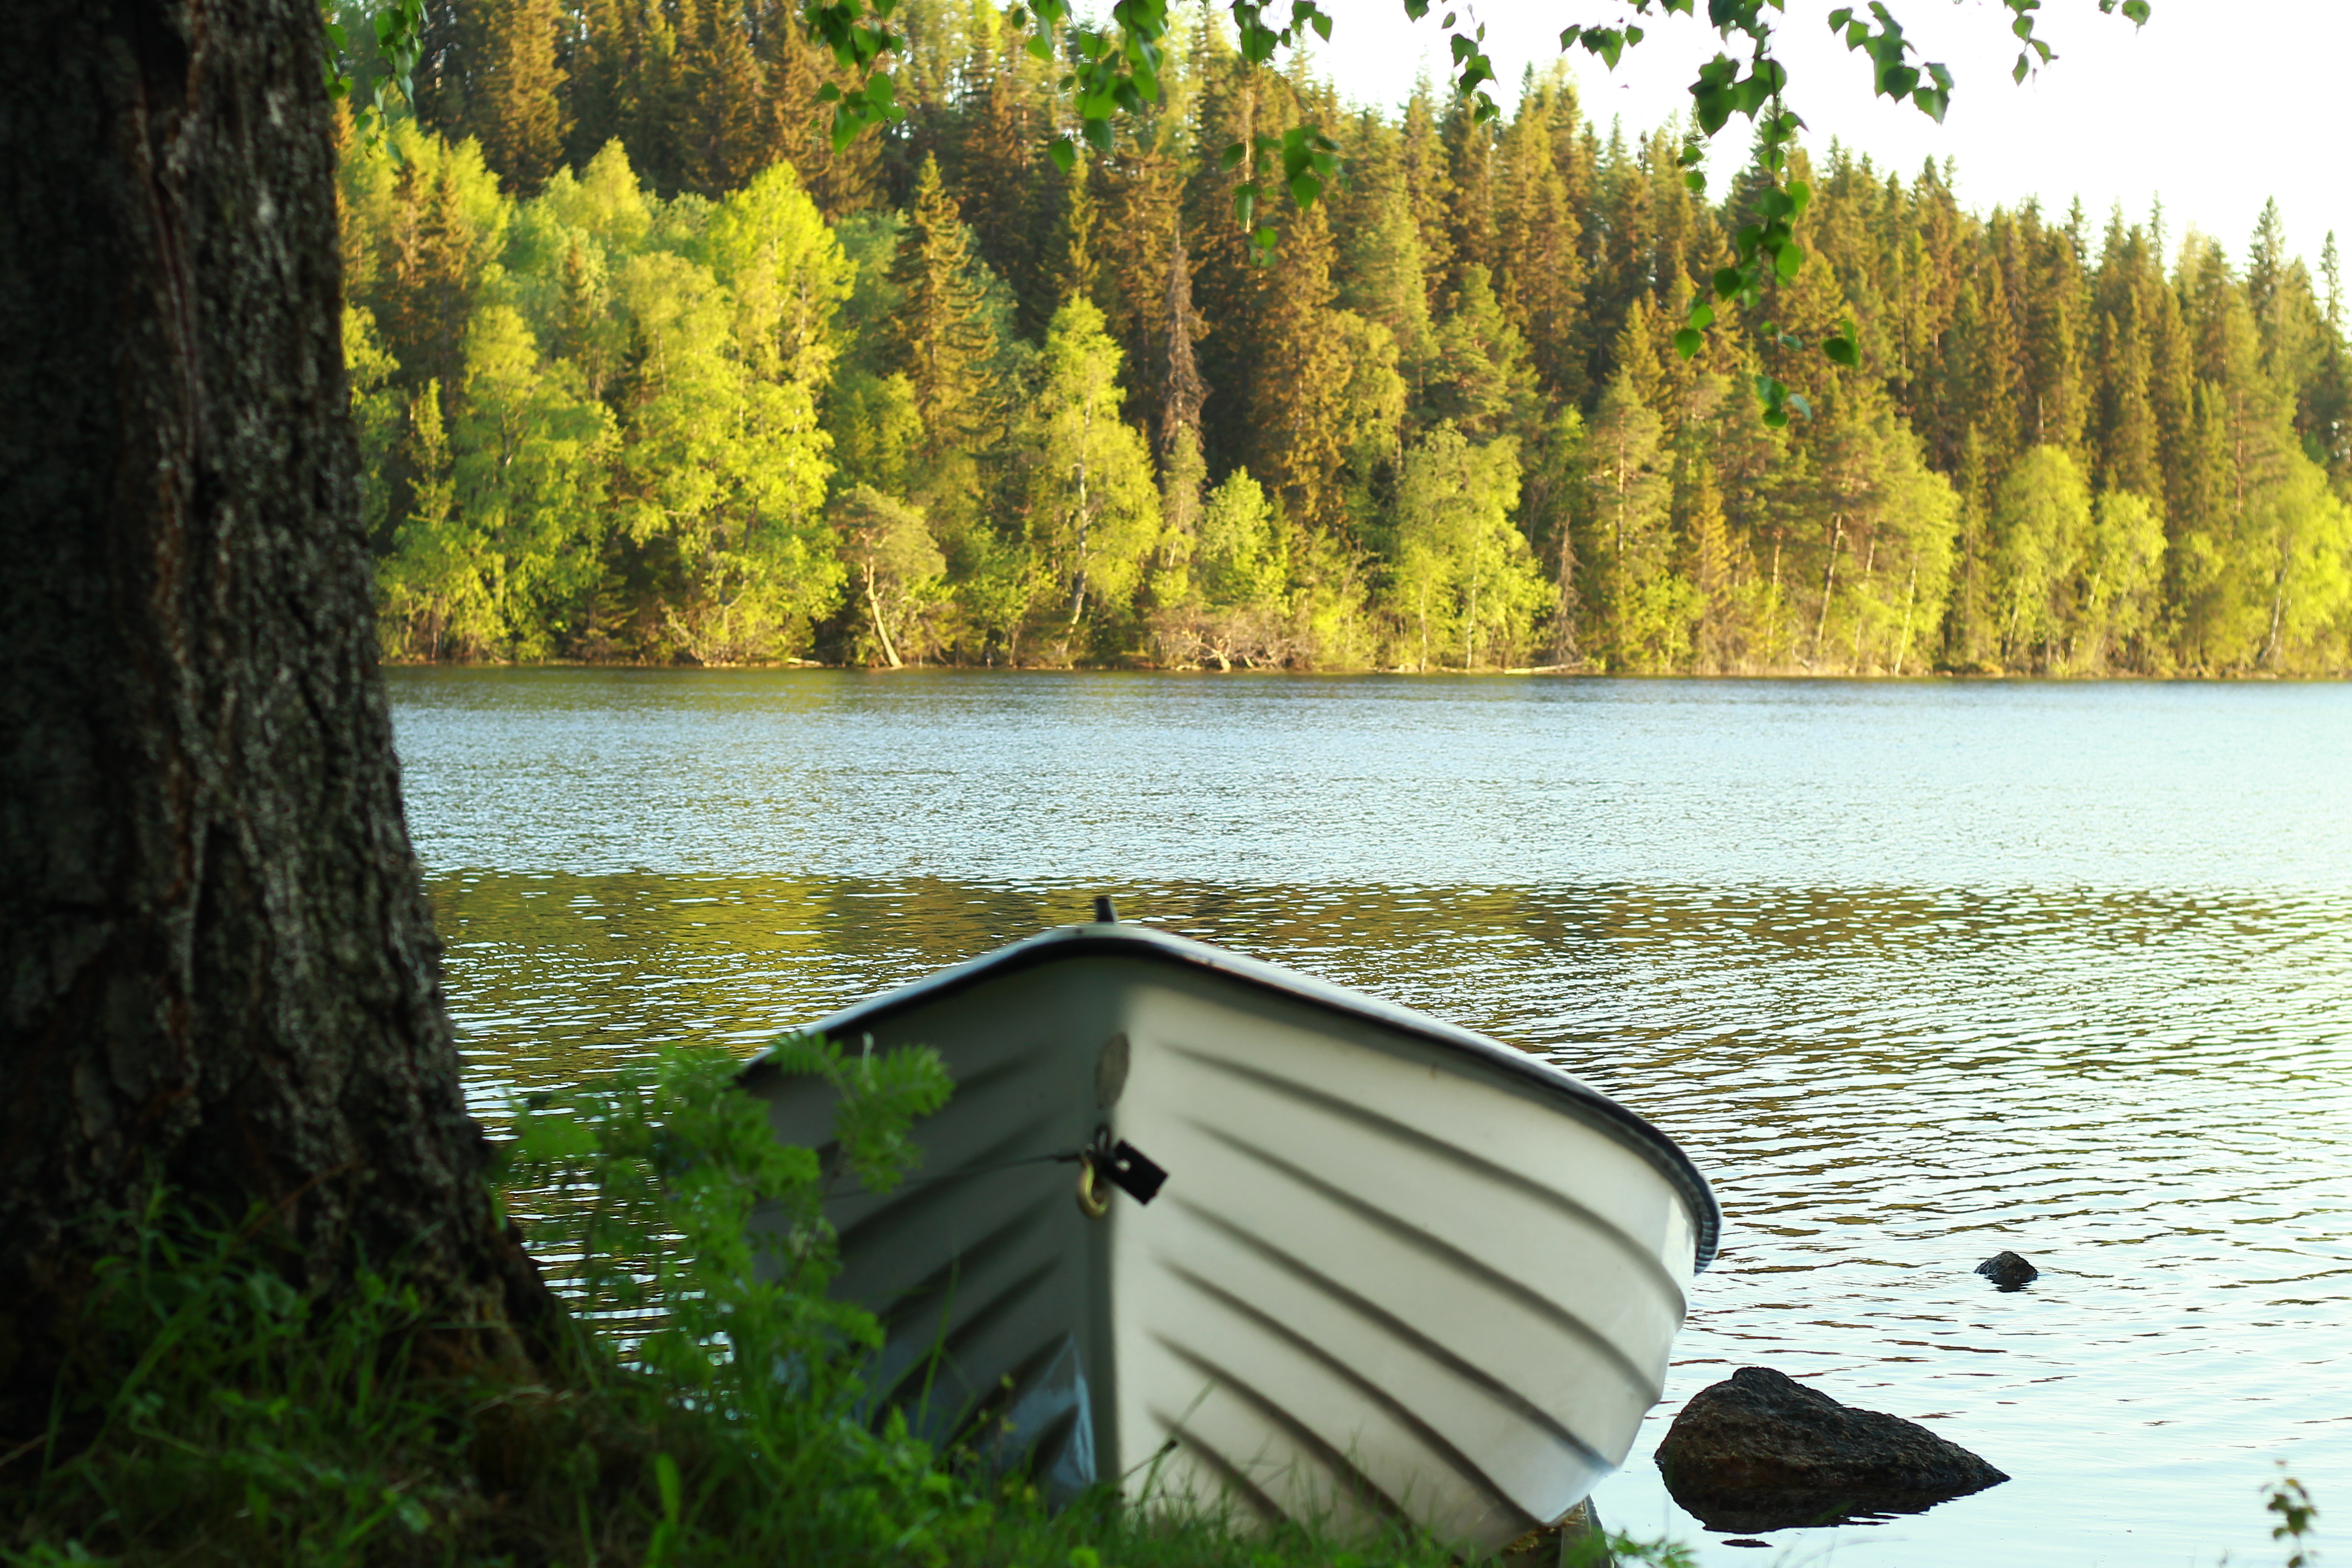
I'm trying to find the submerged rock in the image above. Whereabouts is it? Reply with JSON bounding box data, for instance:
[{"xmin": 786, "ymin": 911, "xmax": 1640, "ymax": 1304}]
[
  {"xmin": 1976, "ymin": 1250, "xmax": 2038, "ymax": 1290},
  {"xmin": 1655, "ymin": 1367, "xmax": 2007, "ymax": 1533}
]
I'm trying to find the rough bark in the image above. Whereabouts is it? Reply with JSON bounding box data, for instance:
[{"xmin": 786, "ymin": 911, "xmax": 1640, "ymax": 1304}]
[{"xmin": 0, "ymin": 0, "xmax": 554, "ymax": 1432}]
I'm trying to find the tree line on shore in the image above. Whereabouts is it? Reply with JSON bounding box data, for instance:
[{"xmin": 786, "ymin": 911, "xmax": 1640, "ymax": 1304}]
[{"xmin": 349, "ymin": 0, "xmax": 2352, "ymax": 674}]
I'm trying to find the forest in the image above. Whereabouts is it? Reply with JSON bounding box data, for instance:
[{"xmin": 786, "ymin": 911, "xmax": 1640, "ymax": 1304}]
[{"xmin": 346, "ymin": 0, "xmax": 2352, "ymax": 675}]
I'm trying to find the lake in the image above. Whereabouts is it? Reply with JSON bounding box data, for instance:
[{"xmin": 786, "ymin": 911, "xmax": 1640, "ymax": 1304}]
[{"xmin": 388, "ymin": 667, "xmax": 2352, "ymax": 1568}]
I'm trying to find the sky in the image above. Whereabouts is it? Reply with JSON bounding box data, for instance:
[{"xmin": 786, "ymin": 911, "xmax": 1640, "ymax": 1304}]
[{"xmin": 1286, "ymin": 0, "xmax": 2348, "ymax": 277}]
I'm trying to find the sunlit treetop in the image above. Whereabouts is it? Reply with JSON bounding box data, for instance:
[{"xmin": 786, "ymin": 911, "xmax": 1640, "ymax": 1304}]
[
  {"xmin": 330, "ymin": 0, "xmax": 2151, "ymax": 424},
  {"xmin": 796, "ymin": 0, "xmax": 2149, "ymax": 423}
]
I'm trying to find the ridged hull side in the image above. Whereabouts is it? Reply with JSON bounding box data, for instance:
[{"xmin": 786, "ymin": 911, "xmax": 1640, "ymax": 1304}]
[
  {"xmin": 747, "ymin": 940, "xmax": 1701, "ymax": 1552},
  {"xmin": 1107, "ymin": 966, "xmax": 1695, "ymax": 1547},
  {"xmin": 751, "ymin": 969, "xmax": 1114, "ymax": 1492}
]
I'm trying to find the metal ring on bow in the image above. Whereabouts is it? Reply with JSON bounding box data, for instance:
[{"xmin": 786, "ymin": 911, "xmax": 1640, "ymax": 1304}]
[{"xmin": 1076, "ymin": 1154, "xmax": 1110, "ymax": 1219}]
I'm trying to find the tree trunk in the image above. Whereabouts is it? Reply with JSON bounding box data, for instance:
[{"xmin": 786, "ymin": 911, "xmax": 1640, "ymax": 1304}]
[
  {"xmin": 0, "ymin": 0, "xmax": 555, "ymax": 1434},
  {"xmin": 1810, "ymin": 517, "xmax": 1843, "ymax": 667},
  {"xmin": 864, "ymin": 565, "xmax": 902, "ymax": 668}
]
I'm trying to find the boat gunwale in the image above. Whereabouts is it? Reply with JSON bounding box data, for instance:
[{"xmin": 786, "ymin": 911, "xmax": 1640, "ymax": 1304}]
[{"xmin": 746, "ymin": 923, "xmax": 1721, "ymax": 1271}]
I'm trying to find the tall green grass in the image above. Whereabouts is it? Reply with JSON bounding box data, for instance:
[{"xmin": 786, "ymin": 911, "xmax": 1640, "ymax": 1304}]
[{"xmin": 0, "ymin": 1041, "xmax": 1671, "ymax": 1566}]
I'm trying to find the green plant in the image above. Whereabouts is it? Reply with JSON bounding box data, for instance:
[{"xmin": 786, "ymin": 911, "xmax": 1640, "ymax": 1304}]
[
  {"xmin": 2, "ymin": 1038, "xmax": 1692, "ymax": 1567},
  {"xmin": 2268, "ymin": 1467, "xmax": 2320, "ymax": 1568}
]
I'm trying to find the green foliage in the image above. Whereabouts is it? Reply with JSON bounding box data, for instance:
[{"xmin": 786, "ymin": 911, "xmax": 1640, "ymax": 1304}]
[
  {"xmin": 1, "ymin": 1041, "xmax": 1702, "ymax": 1568},
  {"xmin": 346, "ymin": 135, "xmax": 849, "ymax": 664},
  {"xmin": 836, "ymin": 485, "xmax": 947, "ymax": 666},
  {"xmin": 1019, "ymin": 297, "xmax": 1163, "ymax": 657},
  {"xmin": 323, "ymin": 0, "xmax": 425, "ymax": 157},
  {"xmin": 1385, "ymin": 424, "xmax": 1545, "ymax": 671},
  {"xmin": 1194, "ymin": 469, "xmax": 1288, "ymax": 612},
  {"xmin": 361, "ymin": 6, "xmax": 2352, "ymax": 677},
  {"xmin": 2076, "ymin": 487, "xmax": 2167, "ymax": 670},
  {"xmin": 2266, "ymin": 1467, "xmax": 2320, "ymax": 1568},
  {"xmin": 1990, "ymin": 444, "xmax": 2094, "ymax": 665}
]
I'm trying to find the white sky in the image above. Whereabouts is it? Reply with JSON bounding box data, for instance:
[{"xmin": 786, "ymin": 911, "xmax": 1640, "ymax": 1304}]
[{"xmin": 1289, "ymin": 0, "xmax": 2347, "ymax": 276}]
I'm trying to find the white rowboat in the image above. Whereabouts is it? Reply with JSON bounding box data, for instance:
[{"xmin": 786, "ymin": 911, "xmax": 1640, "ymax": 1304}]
[{"xmin": 743, "ymin": 915, "xmax": 1719, "ymax": 1550}]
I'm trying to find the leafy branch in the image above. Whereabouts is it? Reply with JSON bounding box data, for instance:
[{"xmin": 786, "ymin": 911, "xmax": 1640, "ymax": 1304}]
[{"xmin": 320, "ymin": 0, "xmax": 424, "ymax": 157}]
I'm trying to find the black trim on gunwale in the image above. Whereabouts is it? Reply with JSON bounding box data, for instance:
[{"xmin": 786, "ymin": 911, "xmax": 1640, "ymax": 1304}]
[{"xmin": 746, "ymin": 923, "xmax": 1722, "ymax": 1271}]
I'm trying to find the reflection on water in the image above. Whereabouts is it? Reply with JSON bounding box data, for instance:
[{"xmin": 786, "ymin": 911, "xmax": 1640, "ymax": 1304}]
[{"xmin": 396, "ymin": 669, "xmax": 2352, "ymax": 1568}]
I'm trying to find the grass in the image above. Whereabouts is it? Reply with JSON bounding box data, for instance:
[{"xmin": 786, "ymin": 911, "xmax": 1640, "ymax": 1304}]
[{"xmin": 0, "ymin": 1042, "xmax": 1681, "ymax": 1568}]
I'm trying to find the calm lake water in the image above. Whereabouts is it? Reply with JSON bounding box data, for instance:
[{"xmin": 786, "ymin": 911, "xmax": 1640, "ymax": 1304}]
[{"xmin": 388, "ymin": 668, "xmax": 2352, "ymax": 1568}]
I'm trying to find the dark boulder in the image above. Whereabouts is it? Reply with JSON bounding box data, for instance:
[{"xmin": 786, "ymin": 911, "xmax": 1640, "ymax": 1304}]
[
  {"xmin": 1976, "ymin": 1250, "xmax": 2038, "ymax": 1290},
  {"xmin": 1655, "ymin": 1367, "xmax": 2007, "ymax": 1533}
]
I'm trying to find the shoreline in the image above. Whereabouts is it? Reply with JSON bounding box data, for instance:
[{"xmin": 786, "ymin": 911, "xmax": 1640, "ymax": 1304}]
[{"xmin": 378, "ymin": 658, "xmax": 2346, "ymax": 682}]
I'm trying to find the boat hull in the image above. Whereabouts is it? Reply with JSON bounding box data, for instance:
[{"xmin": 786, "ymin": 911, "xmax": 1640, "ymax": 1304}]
[{"xmin": 745, "ymin": 926, "xmax": 1715, "ymax": 1551}]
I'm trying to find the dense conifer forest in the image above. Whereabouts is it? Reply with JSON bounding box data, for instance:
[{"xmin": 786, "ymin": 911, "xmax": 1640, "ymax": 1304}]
[{"xmin": 346, "ymin": 0, "xmax": 2352, "ymax": 673}]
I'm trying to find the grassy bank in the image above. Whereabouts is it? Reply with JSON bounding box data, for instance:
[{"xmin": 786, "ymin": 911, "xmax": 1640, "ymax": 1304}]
[{"xmin": 0, "ymin": 1044, "xmax": 1663, "ymax": 1568}]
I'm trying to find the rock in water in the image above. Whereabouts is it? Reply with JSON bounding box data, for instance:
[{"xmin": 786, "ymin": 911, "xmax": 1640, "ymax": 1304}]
[
  {"xmin": 1976, "ymin": 1250, "xmax": 2038, "ymax": 1289},
  {"xmin": 1655, "ymin": 1367, "xmax": 2008, "ymax": 1532}
]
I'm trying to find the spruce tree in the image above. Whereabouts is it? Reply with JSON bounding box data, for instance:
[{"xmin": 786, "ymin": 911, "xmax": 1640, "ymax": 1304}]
[
  {"xmin": 471, "ymin": 0, "xmax": 571, "ymax": 193},
  {"xmin": 946, "ymin": 18, "xmax": 1049, "ymax": 313},
  {"xmin": 755, "ymin": 9, "xmax": 882, "ymax": 216},
  {"xmin": 2307, "ymin": 233, "xmax": 2352, "ymax": 478},
  {"xmin": 681, "ymin": 0, "xmax": 784, "ymax": 196},
  {"xmin": 1943, "ymin": 425, "xmax": 1996, "ymax": 668},
  {"xmin": 1246, "ymin": 194, "xmax": 1352, "ymax": 535},
  {"xmin": 1583, "ymin": 122, "xmax": 1656, "ymax": 403},
  {"xmin": 889, "ymin": 154, "xmax": 1000, "ymax": 466},
  {"xmin": 1397, "ymin": 79, "xmax": 1456, "ymax": 318},
  {"xmin": 1438, "ymin": 92, "xmax": 1496, "ymax": 299},
  {"xmin": 1681, "ymin": 452, "xmax": 1735, "ymax": 671},
  {"xmin": 2094, "ymin": 275, "xmax": 2161, "ymax": 503},
  {"xmin": 1424, "ymin": 266, "xmax": 1540, "ymax": 441},
  {"xmin": 1099, "ymin": 128, "xmax": 1186, "ymax": 400},
  {"xmin": 1048, "ymin": 156, "xmax": 1102, "ymax": 314},
  {"xmin": 1336, "ymin": 133, "xmax": 1436, "ymax": 403},
  {"xmin": 1936, "ymin": 263, "xmax": 2024, "ymax": 477},
  {"xmin": 1493, "ymin": 69, "xmax": 1587, "ymax": 405},
  {"xmin": 1160, "ymin": 219, "xmax": 1206, "ymax": 461}
]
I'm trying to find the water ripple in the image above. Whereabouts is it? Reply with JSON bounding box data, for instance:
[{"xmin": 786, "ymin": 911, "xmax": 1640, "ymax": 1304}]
[{"xmin": 393, "ymin": 671, "xmax": 2352, "ymax": 1568}]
